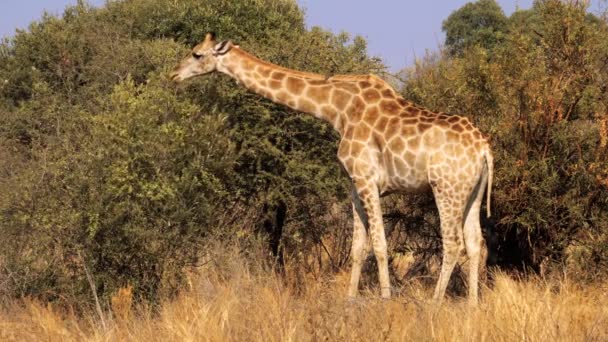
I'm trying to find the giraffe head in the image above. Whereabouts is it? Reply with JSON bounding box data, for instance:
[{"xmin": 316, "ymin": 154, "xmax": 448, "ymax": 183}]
[{"xmin": 169, "ymin": 32, "xmax": 233, "ymax": 82}]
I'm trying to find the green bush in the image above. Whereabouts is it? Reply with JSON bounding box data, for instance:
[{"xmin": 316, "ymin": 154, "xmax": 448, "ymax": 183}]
[
  {"xmin": 0, "ymin": 0, "xmax": 384, "ymax": 305},
  {"xmin": 400, "ymin": 0, "xmax": 608, "ymax": 279}
]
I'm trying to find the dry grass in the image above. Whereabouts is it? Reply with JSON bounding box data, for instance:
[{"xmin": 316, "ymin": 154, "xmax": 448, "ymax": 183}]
[{"xmin": 1, "ymin": 249, "xmax": 607, "ymax": 342}]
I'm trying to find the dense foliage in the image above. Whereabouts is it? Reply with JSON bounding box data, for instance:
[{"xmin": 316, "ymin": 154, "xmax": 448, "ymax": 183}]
[
  {"xmin": 0, "ymin": 0, "xmax": 383, "ymax": 304},
  {"xmin": 0, "ymin": 0, "xmax": 606, "ymax": 309}
]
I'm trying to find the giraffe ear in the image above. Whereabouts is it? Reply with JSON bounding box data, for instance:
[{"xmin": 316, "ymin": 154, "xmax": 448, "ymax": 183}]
[{"xmin": 213, "ymin": 40, "xmax": 233, "ymax": 56}]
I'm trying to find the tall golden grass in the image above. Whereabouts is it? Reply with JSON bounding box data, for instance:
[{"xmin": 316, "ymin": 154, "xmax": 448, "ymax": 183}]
[{"xmin": 1, "ymin": 245, "xmax": 607, "ymax": 341}]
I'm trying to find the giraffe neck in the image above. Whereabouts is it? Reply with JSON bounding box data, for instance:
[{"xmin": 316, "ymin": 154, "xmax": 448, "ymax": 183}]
[{"xmin": 217, "ymin": 48, "xmax": 344, "ymax": 133}]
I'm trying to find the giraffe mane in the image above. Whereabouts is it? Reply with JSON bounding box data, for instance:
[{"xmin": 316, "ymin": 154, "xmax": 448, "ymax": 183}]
[{"xmin": 232, "ymin": 47, "xmax": 388, "ymax": 86}]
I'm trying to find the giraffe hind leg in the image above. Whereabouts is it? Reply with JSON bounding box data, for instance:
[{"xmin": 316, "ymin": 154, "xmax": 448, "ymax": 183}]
[
  {"xmin": 430, "ymin": 178, "xmax": 466, "ymax": 307},
  {"xmin": 462, "ymin": 165, "xmax": 489, "ymax": 306}
]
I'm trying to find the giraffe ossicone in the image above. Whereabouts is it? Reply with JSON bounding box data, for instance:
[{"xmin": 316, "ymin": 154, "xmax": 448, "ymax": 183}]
[{"xmin": 170, "ymin": 33, "xmax": 494, "ymax": 306}]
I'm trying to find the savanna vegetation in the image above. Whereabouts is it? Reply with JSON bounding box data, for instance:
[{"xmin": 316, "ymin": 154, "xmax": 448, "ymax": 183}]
[{"xmin": 0, "ymin": 0, "xmax": 607, "ymax": 340}]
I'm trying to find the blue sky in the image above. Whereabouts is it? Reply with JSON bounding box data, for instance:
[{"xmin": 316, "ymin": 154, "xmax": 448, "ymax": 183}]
[
  {"xmin": 298, "ymin": 0, "xmax": 534, "ymax": 71},
  {"xmin": 1, "ymin": 1, "xmax": 604, "ymax": 71}
]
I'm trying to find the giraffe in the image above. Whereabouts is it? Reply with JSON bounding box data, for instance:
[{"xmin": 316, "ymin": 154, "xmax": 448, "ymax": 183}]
[{"xmin": 170, "ymin": 33, "xmax": 494, "ymax": 306}]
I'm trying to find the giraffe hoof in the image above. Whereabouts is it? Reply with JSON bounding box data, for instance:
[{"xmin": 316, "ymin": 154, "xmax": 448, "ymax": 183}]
[{"xmin": 380, "ymin": 288, "xmax": 391, "ymax": 300}]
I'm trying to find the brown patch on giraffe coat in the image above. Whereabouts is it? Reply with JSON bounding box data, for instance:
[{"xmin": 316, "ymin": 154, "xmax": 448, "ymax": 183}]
[
  {"xmin": 444, "ymin": 144, "xmax": 457, "ymax": 157},
  {"xmin": 446, "ymin": 130, "xmax": 460, "ymax": 142},
  {"xmin": 461, "ymin": 132, "xmax": 473, "ymax": 145},
  {"xmin": 335, "ymin": 82, "xmax": 360, "ymax": 94},
  {"xmin": 452, "ymin": 123, "xmax": 464, "ymax": 132},
  {"xmin": 362, "ymin": 89, "xmax": 381, "ymax": 103},
  {"xmin": 349, "ymin": 141, "xmax": 365, "ymax": 157},
  {"xmin": 432, "ymin": 153, "xmax": 445, "ymax": 165},
  {"xmin": 402, "ymin": 118, "xmax": 419, "ymax": 125},
  {"xmin": 381, "ymin": 89, "xmax": 395, "ymax": 98},
  {"xmin": 347, "ymin": 96, "xmax": 366, "ymax": 123},
  {"xmin": 332, "ymin": 89, "xmax": 351, "ymax": 111},
  {"xmin": 275, "ymin": 91, "xmax": 291, "ymax": 103},
  {"xmin": 308, "ymin": 79, "xmax": 326, "ymax": 86},
  {"xmin": 389, "ymin": 138, "xmax": 405, "ymax": 153},
  {"xmin": 353, "ymin": 125, "xmax": 372, "ymax": 141},
  {"xmin": 447, "ymin": 115, "xmax": 460, "ymax": 123},
  {"xmin": 271, "ymin": 71, "xmax": 286, "ymax": 80},
  {"xmin": 257, "ymin": 67, "xmax": 272, "ymax": 77},
  {"xmin": 242, "ymin": 60, "xmax": 255, "ymax": 70},
  {"xmin": 465, "ymin": 146, "xmax": 475, "ymax": 156},
  {"xmin": 379, "ymin": 100, "xmax": 400, "ymax": 115},
  {"xmin": 269, "ymin": 80, "xmax": 282, "ymax": 89},
  {"xmin": 286, "ymin": 77, "xmax": 306, "ymax": 94},
  {"xmin": 344, "ymin": 125, "xmax": 355, "ymax": 140},
  {"xmin": 404, "ymin": 151, "xmax": 416, "ymax": 166},
  {"xmin": 385, "ymin": 117, "xmax": 401, "ymax": 138},
  {"xmin": 417, "ymin": 122, "xmax": 432, "ymax": 133},
  {"xmin": 338, "ymin": 141, "xmax": 349, "ymax": 159},
  {"xmin": 454, "ymin": 144, "xmax": 465, "ymax": 156},
  {"xmin": 407, "ymin": 136, "xmax": 420, "ymax": 150},
  {"xmin": 397, "ymin": 98, "xmax": 410, "ymax": 107},
  {"xmin": 408, "ymin": 107, "xmax": 421, "ymax": 116},
  {"xmin": 436, "ymin": 118, "xmax": 451, "ymax": 128},
  {"xmin": 298, "ymin": 98, "xmax": 317, "ymax": 113},
  {"xmin": 360, "ymin": 81, "xmax": 372, "ymax": 89},
  {"xmin": 375, "ymin": 116, "xmax": 389, "ymax": 132},
  {"xmin": 402, "ymin": 125, "xmax": 417, "ymax": 136},
  {"xmin": 321, "ymin": 106, "xmax": 338, "ymax": 124},
  {"xmin": 363, "ymin": 106, "xmax": 380, "ymax": 124},
  {"xmin": 422, "ymin": 129, "xmax": 443, "ymax": 149},
  {"xmin": 473, "ymin": 130, "xmax": 482, "ymax": 139},
  {"xmin": 306, "ymin": 85, "xmax": 330, "ymax": 104}
]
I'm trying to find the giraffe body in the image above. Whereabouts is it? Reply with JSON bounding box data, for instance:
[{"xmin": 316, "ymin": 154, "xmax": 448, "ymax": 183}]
[{"xmin": 170, "ymin": 33, "xmax": 494, "ymax": 306}]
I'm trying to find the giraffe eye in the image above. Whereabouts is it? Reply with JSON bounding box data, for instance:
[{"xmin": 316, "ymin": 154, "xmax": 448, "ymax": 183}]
[{"xmin": 192, "ymin": 52, "xmax": 203, "ymax": 59}]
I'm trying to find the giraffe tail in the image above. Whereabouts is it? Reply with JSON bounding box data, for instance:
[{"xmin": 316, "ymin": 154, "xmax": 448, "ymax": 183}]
[{"xmin": 484, "ymin": 149, "xmax": 494, "ymax": 218}]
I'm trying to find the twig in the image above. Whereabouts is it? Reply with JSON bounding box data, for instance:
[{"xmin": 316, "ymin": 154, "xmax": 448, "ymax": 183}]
[{"xmin": 78, "ymin": 251, "xmax": 107, "ymax": 331}]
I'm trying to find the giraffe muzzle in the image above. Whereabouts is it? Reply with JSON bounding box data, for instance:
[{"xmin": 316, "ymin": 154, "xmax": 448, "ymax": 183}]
[{"xmin": 169, "ymin": 71, "xmax": 181, "ymax": 82}]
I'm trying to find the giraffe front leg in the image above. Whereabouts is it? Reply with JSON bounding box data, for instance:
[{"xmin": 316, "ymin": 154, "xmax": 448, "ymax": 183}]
[
  {"xmin": 352, "ymin": 178, "xmax": 391, "ymax": 299},
  {"xmin": 347, "ymin": 187, "xmax": 369, "ymax": 298}
]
